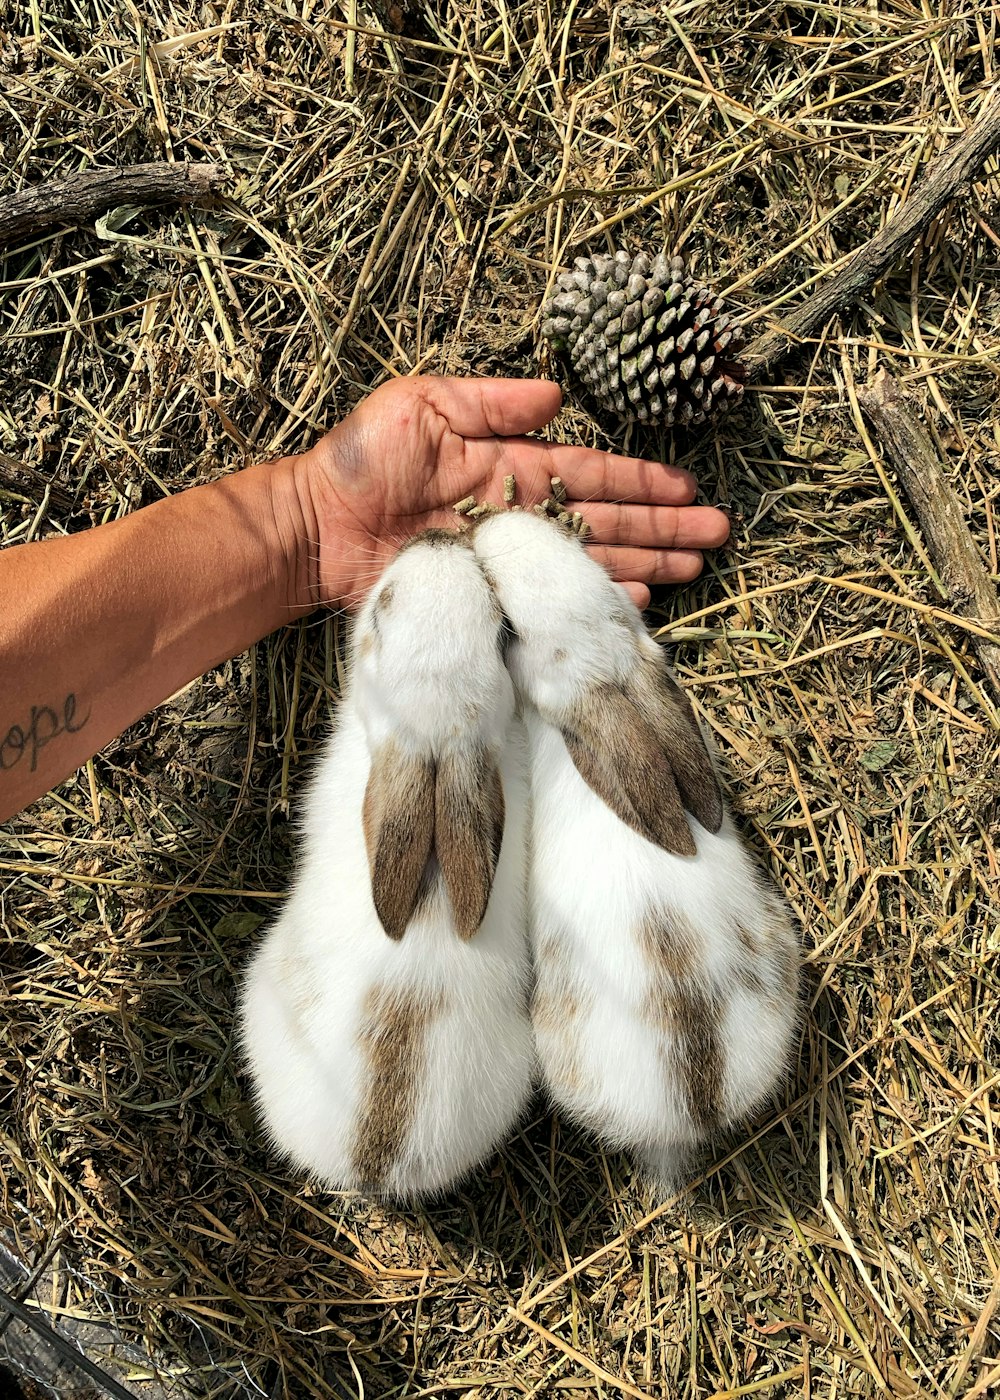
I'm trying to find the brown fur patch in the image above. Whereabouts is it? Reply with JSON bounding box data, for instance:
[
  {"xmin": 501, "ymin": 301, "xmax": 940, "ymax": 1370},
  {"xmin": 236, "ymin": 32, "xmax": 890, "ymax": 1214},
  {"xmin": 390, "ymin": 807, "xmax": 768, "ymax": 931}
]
[
  {"xmin": 674, "ymin": 987, "xmax": 723, "ymax": 1132},
  {"xmin": 363, "ymin": 744, "xmax": 436, "ymax": 940},
  {"xmin": 351, "ymin": 984, "xmax": 440, "ymax": 1189},
  {"xmin": 561, "ymin": 683, "xmax": 698, "ymax": 856},
  {"xmin": 434, "ymin": 747, "xmax": 505, "ymax": 939},
  {"xmin": 631, "ymin": 650, "xmax": 723, "ymax": 836},
  {"xmin": 530, "ymin": 985, "xmax": 581, "ymax": 1033},
  {"xmin": 737, "ymin": 898, "xmax": 800, "ymax": 1002},
  {"xmin": 376, "ymin": 582, "xmax": 395, "ymax": 611},
  {"xmin": 638, "ymin": 912, "xmax": 721, "ymax": 1130},
  {"xmin": 357, "ymin": 634, "xmax": 374, "ymax": 658},
  {"xmin": 638, "ymin": 911, "xmax": 698, "ymax": 993},
  {"xmin": 530, "ymin": 936, "xmax": 588, "ymax": 1094},
  {"xmin": 734, "ymin": 960, "xmax": 769, "ymax": 998}
]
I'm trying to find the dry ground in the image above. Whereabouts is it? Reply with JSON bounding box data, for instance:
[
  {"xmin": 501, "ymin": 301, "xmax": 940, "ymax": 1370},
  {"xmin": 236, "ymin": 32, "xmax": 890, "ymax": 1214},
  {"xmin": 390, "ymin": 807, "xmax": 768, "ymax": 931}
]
[{"xmin": 2, "ymin": 1, "xmax": 999, "ymax": 1397}]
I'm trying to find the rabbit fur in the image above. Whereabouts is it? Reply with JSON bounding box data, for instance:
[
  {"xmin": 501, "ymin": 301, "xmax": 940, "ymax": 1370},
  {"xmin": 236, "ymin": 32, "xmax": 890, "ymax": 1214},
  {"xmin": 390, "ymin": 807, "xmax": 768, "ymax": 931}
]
[
  {"xmin": 238, "ymin": 529, "xmax": 535, "ymax": 1202},
  {"xmin": 472, "ymin": 509, "xmax": 800, "ymax": 1190}
]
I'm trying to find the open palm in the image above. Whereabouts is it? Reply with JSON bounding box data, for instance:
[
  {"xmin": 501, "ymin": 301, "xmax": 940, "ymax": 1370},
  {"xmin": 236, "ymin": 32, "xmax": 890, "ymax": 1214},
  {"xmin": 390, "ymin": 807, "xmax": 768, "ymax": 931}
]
[{"xmin": 302, "ymin": 376, "xmax": 730, "ymax": 608}]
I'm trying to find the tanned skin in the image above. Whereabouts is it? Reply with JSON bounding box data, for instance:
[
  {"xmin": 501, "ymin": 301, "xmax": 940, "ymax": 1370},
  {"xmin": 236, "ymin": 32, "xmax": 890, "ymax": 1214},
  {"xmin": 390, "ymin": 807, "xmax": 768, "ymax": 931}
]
[{"xmin": 0, "ymin": 376, "xmax": 729, "ymax": 822}]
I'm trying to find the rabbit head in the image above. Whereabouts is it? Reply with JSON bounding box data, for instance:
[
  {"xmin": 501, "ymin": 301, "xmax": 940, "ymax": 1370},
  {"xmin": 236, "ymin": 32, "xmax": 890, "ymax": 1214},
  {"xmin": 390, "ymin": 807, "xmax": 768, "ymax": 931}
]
[
  {"xmin": 472, "ymin": 510, "xmax": 722, "ymax": 856},
  {"xmin": 350, "ymin": 526, "xmax": 514, "ymax": 940}
]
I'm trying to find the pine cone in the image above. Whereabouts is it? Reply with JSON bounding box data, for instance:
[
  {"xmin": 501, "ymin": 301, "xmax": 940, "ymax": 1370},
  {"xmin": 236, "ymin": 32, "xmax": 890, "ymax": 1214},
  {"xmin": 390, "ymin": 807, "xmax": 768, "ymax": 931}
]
[{"xmin": 541, "ymin": 251, "xmax": 746, "ymax": 427}]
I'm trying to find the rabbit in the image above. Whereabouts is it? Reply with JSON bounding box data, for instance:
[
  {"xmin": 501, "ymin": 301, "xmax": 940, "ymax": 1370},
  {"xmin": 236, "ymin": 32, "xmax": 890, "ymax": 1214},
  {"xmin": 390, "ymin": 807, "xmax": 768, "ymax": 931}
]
[
  {"xmin": 472, "ymin": 509, "xmax": 799, "ymax": 1191},
  {"xmin": 238, "ymin": 527, "xmax": 535, "ymax": 1202}
]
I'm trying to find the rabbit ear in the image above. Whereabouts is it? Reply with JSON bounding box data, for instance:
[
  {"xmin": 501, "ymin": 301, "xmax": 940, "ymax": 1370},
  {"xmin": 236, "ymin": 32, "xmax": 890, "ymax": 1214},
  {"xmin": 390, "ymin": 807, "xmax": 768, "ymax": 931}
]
[
  {"xmin": 631, "ymin": 655, "xmax": 724, "ymax": 837},
  {"xmin": 434, "ymin": 747, "xmax": 505, "ymax": 940},
  {"xmin": 561, "ymin": 685, "xmax": 700, "ymax": 856},
  {"xmin": 363, "ymin": 746, "xmax": 436, "ymax": 941},
  {"xmin": 561, "ymin": 664, "xmax": 723, "ymax": 856}
]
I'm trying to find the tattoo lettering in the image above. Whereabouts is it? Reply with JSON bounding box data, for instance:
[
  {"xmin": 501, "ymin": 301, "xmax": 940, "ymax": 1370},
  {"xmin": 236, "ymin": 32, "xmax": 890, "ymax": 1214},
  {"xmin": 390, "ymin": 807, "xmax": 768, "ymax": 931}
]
[{"xmin": 0, "ymin": 693, "xmax": 89, "ymax": 774}]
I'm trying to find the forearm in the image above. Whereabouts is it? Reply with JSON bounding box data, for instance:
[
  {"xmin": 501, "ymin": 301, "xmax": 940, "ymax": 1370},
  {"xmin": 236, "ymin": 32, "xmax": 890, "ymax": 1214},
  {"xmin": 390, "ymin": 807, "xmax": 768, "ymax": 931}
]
[{"xmin": 0, "ymin": 457, "xmax": 317, "ymax": 822}]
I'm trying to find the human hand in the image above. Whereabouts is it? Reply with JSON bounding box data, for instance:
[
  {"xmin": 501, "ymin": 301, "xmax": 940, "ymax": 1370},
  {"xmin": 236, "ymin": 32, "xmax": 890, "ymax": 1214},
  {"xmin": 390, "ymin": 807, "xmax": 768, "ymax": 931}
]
[{"xmin": 297, "ymin": 376, "xmax": 730, "ymax": 610}]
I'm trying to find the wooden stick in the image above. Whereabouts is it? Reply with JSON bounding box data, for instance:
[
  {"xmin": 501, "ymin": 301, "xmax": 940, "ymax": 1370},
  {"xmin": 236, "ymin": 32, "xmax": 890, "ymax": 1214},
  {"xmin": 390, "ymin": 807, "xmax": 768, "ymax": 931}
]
[
  {"xmin": 858, "ymin": 368, "xmax": 1000, "ymax": 702},
  {"xmin": 0, "ymin": 453, "xmax": 76, "ymax": 514},
  {"xmin": 745, "ymin": 96, "xmax": 1000, "ymax": 378},
  {"xmin": 0, "ymin": 162, "xmax": 227, "ymax": 248}
]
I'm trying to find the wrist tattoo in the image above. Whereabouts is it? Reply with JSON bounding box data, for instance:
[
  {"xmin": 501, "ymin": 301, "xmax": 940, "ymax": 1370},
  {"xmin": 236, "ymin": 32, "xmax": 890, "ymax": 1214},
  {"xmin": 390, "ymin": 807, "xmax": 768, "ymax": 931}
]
[{"xmin": 1, "ymin": 693, "xmax": 90, "ymax": 775}]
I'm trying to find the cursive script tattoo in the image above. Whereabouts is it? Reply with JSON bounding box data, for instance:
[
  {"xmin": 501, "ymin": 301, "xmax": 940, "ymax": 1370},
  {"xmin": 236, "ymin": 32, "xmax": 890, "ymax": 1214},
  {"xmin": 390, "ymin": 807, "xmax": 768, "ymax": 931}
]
[{"xmin": 0, "ymin": 693, "xmax": 90, "ymax": 774}]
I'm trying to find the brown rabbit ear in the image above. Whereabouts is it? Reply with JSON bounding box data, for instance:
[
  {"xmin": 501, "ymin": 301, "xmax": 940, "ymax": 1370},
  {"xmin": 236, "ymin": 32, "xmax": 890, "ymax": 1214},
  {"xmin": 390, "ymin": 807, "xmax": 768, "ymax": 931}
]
[
  {"xmin": 561, "ymin": 684, "xmax": 699, "ymax": 857},
  {"xmin": 433, "ymin": 747, "xmax": 505, "ymax": 940},
  {"xmin": 630, "ymin": 655, "xmax": 724, "ymax": 836},
  {"xmin": 363, "ymin": 745, "xmax": 436, "ymax": 940}
]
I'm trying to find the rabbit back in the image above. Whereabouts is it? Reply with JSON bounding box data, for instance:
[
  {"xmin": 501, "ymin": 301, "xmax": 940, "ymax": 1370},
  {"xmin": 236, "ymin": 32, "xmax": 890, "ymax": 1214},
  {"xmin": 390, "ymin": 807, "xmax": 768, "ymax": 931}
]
[
  {"xmin": 526, "ymin": 712, "xmax": 798, "ymax": 1169},
  {"xmin": 240, "ymin": 702, "xmax": 535, "ymax": 1200}
]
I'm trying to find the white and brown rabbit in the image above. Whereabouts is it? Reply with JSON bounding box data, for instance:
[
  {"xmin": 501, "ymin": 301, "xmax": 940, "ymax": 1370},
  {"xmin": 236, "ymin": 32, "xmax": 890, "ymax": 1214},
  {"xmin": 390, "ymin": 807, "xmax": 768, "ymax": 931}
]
[
  {"xmin": 473, "ymin": 509, "xmax": 799, "ymax": 1191},
  {"xmin": 238, "ymin": 528, "xmax": 534, "ymax": 1201}
]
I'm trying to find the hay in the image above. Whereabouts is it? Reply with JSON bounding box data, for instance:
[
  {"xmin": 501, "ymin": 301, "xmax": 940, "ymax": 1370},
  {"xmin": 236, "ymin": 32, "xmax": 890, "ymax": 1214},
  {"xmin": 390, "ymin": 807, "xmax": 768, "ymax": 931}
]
[{"xmin": 2, "ymin": 1, "xmax": 999, "ymax": 1396}]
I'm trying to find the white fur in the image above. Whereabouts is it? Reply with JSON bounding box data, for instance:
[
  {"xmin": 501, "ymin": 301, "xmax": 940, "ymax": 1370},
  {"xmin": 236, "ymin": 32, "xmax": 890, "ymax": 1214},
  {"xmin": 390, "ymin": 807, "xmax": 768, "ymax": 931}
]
[
  {"xmin": 474, "ymin": 511, "xmax": 799, "ymax": 1190},
  {"xmin": 238, "ymin": 535, "xmax": 535, "ymax": 1200}
]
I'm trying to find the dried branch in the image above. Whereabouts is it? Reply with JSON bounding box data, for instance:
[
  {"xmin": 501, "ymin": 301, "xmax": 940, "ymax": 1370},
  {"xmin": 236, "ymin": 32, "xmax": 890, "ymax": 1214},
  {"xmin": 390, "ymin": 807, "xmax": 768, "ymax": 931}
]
[
  {"xmin": 0, "ymin": 162, "xmax": 227, "ymax": 248},
  {"xmin": 858, "ymin": 369, "xmax": 1000, "ymax": 702},
  {"xmin": 0, "ymin": 453, "xmax": 76, "ymax": 514},
  {"xmin": 745, "ymin": 96, "xmax": 1000, "ymax": 378}
]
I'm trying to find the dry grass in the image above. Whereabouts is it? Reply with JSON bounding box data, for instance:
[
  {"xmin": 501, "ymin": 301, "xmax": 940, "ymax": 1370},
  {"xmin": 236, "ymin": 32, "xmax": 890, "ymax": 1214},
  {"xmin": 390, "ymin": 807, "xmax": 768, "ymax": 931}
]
[{"xmin": 2, "ymin": 0, "xmax": 1000, "ymax": 1396}]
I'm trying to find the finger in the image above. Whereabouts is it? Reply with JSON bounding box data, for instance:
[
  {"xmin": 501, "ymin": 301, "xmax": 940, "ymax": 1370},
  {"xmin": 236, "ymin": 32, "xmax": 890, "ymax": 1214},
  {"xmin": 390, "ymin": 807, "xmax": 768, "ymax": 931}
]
[
  {"xmin": 572, "ymin": 502, "xmax": 731, "ymax": 551},
  {"xmin": 498, "ymin": 438, "xmax": 698, "ymax": 506},
  {"xmin": 587, "ymin": 545, "xmax": 706, "ymax": 586},
  {"xmin": 621, "ymin": 581, "xmax": 652, "ymax": 609},
  {"xmin": 414, "ymin": 375, "xmax": 563, "ymax": 438}
]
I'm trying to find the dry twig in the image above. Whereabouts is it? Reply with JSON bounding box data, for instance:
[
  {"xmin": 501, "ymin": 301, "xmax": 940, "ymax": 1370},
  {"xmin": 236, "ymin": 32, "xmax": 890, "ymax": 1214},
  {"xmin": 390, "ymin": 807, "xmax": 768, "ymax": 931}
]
[
  {"xmin": 858, "ymin": 369, "xmax": 1000, "ymax": 704},
  {"xmin": 0, "ymin": 163, "xmax": 227, "ymax": 247},
  {"xmin": 745, "ymin": 95, "xmax": 1000, "ymax": 377}
]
